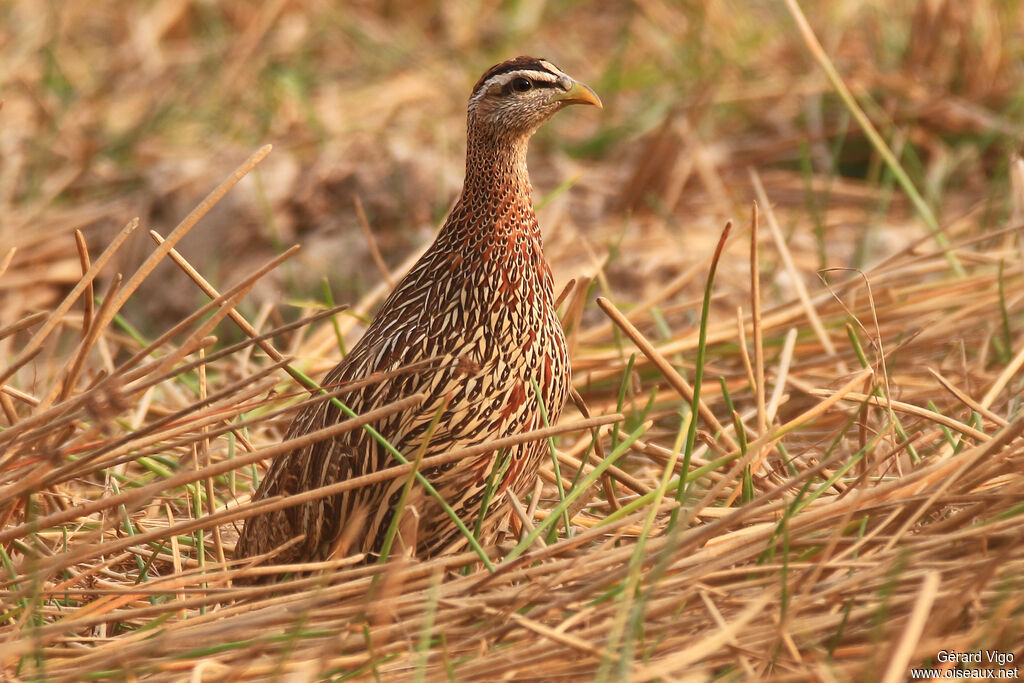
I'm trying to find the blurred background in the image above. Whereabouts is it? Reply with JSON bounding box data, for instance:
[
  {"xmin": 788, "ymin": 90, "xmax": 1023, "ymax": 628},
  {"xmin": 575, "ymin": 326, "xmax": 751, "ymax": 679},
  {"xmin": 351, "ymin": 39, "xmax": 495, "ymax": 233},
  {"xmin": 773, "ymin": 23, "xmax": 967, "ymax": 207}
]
[{"xmin": 3, "ymin": 0, "xmax": 1021, "ymax": 331}]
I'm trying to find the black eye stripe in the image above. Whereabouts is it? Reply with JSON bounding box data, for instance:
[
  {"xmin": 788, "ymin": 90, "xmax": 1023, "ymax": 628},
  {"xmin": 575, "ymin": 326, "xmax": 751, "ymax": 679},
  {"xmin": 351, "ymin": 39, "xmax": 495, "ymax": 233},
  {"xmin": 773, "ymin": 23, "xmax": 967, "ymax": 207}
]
[{"xmin": 501, "ymin": 79, "xmax": 558, "ymax": 95}]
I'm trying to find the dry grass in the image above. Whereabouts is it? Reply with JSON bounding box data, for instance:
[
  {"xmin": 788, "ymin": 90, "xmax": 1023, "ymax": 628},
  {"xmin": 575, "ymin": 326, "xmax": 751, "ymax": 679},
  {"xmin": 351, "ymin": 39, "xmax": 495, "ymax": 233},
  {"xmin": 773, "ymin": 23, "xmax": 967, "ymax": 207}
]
[{"xmin": 3, "ymin": 0, "xmax": 1024, "ymax": 680}]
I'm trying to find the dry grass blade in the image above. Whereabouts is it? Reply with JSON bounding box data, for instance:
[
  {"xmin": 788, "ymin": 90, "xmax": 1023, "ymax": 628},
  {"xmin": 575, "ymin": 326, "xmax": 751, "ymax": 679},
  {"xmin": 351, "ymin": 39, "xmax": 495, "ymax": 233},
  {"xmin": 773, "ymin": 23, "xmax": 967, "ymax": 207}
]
[
  {"xmin": 596, "ymin": 296, "xmax": 739, "ymax": 452},
  {"xmin": 0, "ymin": 218, "xmax": 139, "ymax": 386},
  {"xmin": 0, "ymin": 392, "xmax": 429, "ymax": 550},
  {"xmin": 750, "ymin": 168, "xmax": 838, "ymax": 359},
  {"xmin": 880, "ymin": 571, "xmax": 941, "ymax": 683},
  {"xmin": 105, "ymin": 146, "xmax": 272, "ymax": 318}
]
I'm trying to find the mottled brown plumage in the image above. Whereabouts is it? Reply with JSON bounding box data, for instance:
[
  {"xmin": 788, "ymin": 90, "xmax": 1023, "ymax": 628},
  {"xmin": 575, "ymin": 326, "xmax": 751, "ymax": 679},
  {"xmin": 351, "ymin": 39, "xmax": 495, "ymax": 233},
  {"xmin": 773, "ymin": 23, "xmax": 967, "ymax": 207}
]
[{"xmin": 236, "ymin": 57, "xmax": 601, "ymax": 565}]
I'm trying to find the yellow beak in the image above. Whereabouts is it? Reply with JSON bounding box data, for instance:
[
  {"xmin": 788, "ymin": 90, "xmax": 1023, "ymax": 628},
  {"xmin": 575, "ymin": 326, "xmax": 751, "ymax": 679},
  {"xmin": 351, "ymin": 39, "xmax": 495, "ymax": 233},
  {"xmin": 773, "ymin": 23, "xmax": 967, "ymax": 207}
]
[{"xmin": 554, "ymin": 80, "xmax": 603, "ymax": 109}]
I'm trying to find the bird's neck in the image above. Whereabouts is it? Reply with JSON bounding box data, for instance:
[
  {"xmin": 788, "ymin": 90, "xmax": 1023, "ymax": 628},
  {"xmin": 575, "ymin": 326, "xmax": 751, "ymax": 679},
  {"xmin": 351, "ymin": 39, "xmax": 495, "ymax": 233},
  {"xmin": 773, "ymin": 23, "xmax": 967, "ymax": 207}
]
[
  {"xmin": 448, "ymin": 126, "xmax": 536, "ymax": 234},
  {"xmin": 423, "ymin": 124, "xmax": 556, "ymax": 308}
]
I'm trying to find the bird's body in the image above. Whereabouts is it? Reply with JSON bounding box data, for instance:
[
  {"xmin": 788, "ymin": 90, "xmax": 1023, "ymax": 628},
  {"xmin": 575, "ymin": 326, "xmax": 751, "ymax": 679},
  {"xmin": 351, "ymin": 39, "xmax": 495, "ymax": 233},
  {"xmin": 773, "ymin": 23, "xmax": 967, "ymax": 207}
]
[{"xmin": 236, "ymin": 57, "xmax": 600, "ymax": 565}]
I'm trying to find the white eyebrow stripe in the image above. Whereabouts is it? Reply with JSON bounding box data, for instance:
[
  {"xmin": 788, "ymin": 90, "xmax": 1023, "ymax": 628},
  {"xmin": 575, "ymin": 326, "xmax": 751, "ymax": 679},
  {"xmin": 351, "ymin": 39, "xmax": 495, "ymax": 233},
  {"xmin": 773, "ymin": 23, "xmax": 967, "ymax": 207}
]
[{"xmin": 538, "ymin": 60, "xmax": 563, "ymax": 76}]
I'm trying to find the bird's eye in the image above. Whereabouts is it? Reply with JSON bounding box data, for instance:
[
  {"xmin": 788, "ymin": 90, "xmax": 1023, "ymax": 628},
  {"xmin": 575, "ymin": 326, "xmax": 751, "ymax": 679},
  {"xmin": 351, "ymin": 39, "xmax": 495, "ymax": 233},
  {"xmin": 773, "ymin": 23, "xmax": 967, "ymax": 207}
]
[{"xmin": 511, "ymin": 77, "xmax": 533, "ymax": 92}]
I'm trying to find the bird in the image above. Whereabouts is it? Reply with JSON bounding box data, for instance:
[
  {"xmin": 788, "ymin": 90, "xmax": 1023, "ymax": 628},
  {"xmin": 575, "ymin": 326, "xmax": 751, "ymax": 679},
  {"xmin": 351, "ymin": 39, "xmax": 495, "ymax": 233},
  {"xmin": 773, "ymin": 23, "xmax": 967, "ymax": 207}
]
[{"xmin": 236, "ymin": 56, "xmax": 601, "ymax": 568}]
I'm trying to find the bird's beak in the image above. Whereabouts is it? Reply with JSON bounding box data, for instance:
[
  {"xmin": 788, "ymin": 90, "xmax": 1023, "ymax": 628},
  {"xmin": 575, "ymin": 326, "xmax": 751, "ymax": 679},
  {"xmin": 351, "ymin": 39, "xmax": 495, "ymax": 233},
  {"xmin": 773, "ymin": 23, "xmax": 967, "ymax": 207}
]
[{"xmin": 554, "ymin": 80, "xmax": 603, "ymax": 109}]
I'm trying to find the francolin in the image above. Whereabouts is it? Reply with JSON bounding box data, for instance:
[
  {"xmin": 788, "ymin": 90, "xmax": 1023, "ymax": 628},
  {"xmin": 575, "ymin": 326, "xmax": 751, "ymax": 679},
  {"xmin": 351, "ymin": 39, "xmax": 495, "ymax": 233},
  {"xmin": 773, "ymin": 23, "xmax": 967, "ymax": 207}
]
[{"xmin": 237, "ymin": 57, "xmax": 601, "ymax": 566}]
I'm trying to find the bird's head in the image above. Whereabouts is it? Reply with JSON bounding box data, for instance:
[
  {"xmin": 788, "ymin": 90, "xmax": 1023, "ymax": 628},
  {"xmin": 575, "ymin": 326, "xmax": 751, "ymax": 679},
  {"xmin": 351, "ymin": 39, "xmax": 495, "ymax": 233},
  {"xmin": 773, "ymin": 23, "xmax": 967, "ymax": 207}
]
[{"xmin": 467, "ymin": 56, "xmax": 602, "ymax": 138}]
